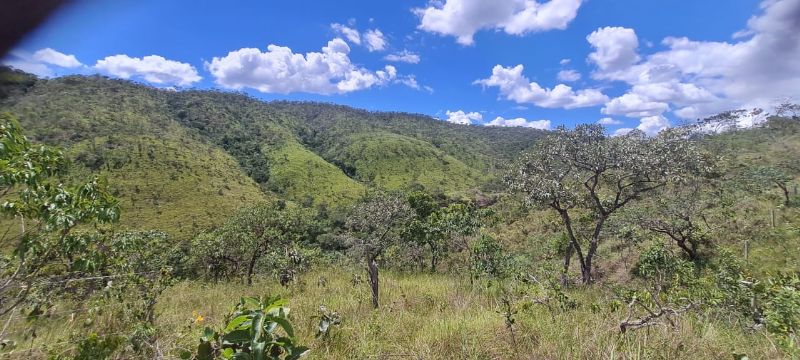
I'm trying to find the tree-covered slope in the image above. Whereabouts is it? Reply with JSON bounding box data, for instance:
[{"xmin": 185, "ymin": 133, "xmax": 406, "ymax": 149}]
[
  {"xmin": 333, "ymin": 132, "xmax": 484, "ymax": 194},
  {"xmin": 67, "ymin": 135, "xmax": 269, "ymax": 237},
  {"xmin": 0, "ymin": 68, "xmax": 546, "ymax": 214},
  {"xmin": 0, "ymin": 74, "xmax": 269, "ymax": 238}
]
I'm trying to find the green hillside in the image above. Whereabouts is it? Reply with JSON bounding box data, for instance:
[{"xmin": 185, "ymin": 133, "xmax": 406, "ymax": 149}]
[
  {"xmin": 67, "ymin": 136, "xmax": 268, "ymax": 237},
  {"xmin": 334, "ymin": 132, "xmax": 484, "ymax": 194},
  {"xmin": 266, "ymin": 140, "xmax": 365, "ymax": 207},
  {"xmin": 0, "ymin": 68, "xmax": 545, "ymax": 212}
]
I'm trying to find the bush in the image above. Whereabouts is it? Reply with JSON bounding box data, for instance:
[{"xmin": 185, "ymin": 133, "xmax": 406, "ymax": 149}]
[{"xmin": 188, "ymin": 295, "xmax": 308, "ymax": 360}]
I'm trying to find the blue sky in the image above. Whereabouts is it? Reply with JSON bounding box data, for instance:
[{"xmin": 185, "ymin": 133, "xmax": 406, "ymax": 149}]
[{"xmin": 5, "ymin": 0, "xmax": 799, "ymax": 134}]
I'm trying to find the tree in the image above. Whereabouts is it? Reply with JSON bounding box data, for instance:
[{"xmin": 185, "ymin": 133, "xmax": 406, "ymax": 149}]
[
  {"xmin": 744, "ymin": 165, "xmax": 793, "ymax": 206},
  {"xmin": 404, "ymin": 191, "xmax": 488, "ymax": 272},
  {"xmin": 342, "ymin": 192, "xmax": 412, "ymax": 308},
  {"xmin": 775, "ymin": 101, "xmax": 800, "ymax": 118},
  {"xmin": 425, "ymin": 203, "xmax": 487, "ymax": 272},
  {"xmin": 630, "ymin": 181, "xmax": 717, "ymax": 262},
  {"xmin": 191, "ymin": 202, "xmax": 315, "ymax": 285},
  {"xmin": 507, "ymin": 124, "xmax": 707, "ymax": 284},
  {"xmin": 0, "ymin": 112, "xmax": 120, "ymax": 316}
]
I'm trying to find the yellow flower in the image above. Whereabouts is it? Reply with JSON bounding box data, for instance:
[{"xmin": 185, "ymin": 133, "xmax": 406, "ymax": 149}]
[{"xmin": 192, "ymin": 311, "xmax": 204, "ymax": 324}]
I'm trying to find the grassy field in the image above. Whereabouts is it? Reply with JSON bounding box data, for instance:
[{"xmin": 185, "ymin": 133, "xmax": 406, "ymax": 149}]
[{"xmin": 147, "ymin": 269, "xmax": 782, "ymax": 360}]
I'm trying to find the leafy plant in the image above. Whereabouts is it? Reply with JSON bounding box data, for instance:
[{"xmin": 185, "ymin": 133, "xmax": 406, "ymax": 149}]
[
  {"xmin": 313, "ymin": 305, "xmax": 341, "ymax": 340},
  {"xmin": 190, "ymin": 295, "xmax": 308, "ymax": 360}
]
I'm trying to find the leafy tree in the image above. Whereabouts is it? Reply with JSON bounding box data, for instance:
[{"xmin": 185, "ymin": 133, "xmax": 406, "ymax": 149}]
[
  {"xmin": 630, "ymin": 181, "xmax": 718, "ymax": 262},
  {"xmin": 775, "ymin": 101, "xmax": 800, "ymax": 118},
  {"xmin": 743, "ymin": 165, "xmax": 794, "ymax": 206},
  {"xmin": 342, "ymin": 192, "xmax": 412, "ymax": 308},
  {"xmin": 469, "ymin": 234, "xmax": 512, "ymax": 280},
  {"xmin": 191, "ymin": 202, "xmax": 316, "ymax": 285},
  {"xmin": 507, "ymin": 125, "xmax": 707, "ymax": 284},
  {"xmin": 0, "ymin": 113, "xmax": 119, "ymax": 316},
  {"xmin": 425, "ymin": 203, "xmax": 487, "ymax": 271}
]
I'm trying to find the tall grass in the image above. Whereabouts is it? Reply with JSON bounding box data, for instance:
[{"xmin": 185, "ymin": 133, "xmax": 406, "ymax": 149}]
[{"xmin": 153, "ymin": 268, "xmax": 782, "ymax": 359}]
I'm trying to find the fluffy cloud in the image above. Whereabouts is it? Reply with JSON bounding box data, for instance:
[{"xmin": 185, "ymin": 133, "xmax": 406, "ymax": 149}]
[
  {"xmin": 636, "ymin": 115, "xmax": 670, "ymax": 135},
  {"xmin": 445, "ymin": 110, "xmax": 482, "ymax": 125},
  {"xmin": 33, "ymin": 48, "xmax": 83, "ymax": 68},
  {"xmin": 590, "ymin": 0, "xmax": 800, "ymax": 120},
  {"xmin": 597, "ymin": 117, "xmax": 622, "ymax": 125},
  {"xmin": 487, "ymin": 116, "xmax": 551, "ymax": 129},
  {"xmin": 2, "ymin": 48, "xmax": 83, "ymax": 77},
  {"xmin": 587, "ymin": 27, "xmax": 640, "ymax": 73},
  {"xmin": 95, "ymin": 54, "xmax": 201, "ymax": 86},
  {"xmin": 384, "ymin": 50, "xmax": 420, "ymax": 64},
  {"xmin": 363, "ymin": 29, "xmax": 387, "ymax": 52},
  {"xmin": 602, "ymin": 93, "xmax": 669, "ymax": 118},
  {"xmin": 414, "ymin": 0, "xmax": 583, "ymax": 45},
  {"xmin": 475, "ymin": 64, "xmax": 608, "ymax": 109},
  {"xmin": 611, "ymin": 128, "xmax": 634, "ymax": 137},
  {"xmin": 331, "ymin": 23, "xmax": 361, "ymax": 44},
  {"xmin": 331, "ymin": 24, "xmax": 389, "ymax": 52},
  {"xmin": 206, "ymin": 39, "xmax": 397, "ymax": 94},
  {"xmin": 556, "ymin": 69, "xmax": 581, "ymax": 82}
]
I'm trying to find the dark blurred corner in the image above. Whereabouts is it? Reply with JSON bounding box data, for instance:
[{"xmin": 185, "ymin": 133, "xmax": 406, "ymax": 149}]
[{"xmin": 0, "ymin": 0, "xmax": 69, "ymax": 57}]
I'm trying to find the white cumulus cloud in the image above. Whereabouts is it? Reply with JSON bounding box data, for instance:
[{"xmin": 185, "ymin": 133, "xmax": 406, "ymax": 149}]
[
  {"xmin": 206, "ymin": 39, "xmax": 397, "ymax": 94},
  {"xmin": 445, "ymin": 110, "xmax": 482, "ymax": 125},
  {"xmin": 636, "ymin": 115, "xmax": 670, "ymax": 135},
  {"xmin": 597, "ymin": 117, "xmax": 622, "ymax": 125},
  {"xmin": 475, "ymin": 64, "xmax": 608, "ymax": 109},
  {"xmin": 414, "ymin": 0, "xmax": 583, "ymax": 45},
  {"xmin": 590, "ymin": 0, "xmax": 800, "ymax": 120},
  {"xmin": 556, "ymin": 69, "xmax": 581, "ymax": 82},
  {"xmin": 363, "ymin": 29, "xmax": 388, "ymax": 52},
  {"xmin": 33, "ymin": 48, "xmax": 83, "ymax": 68},
  {"xmin": 95, "ymin": 54, "xmax": 201, "ymax": 86},
  {"xmin": 2, "ymin": 48, "xmax": 84, "ymax": 78},
  {"xmin": 587, "ymin": 27, "xmax": 640, "ymax": 74},
  {"xmin": 331, "ymin": 23, "xmax": 361, "ymax": 44},
  {"xmin": 384, "ymin": 50, "xmax": 420, "ymax": 64},
  {"xmin": 487, "ymin": 116, "xmax": 551, "ymax": 129},
  {"xmin": 602, "ymin": 93, "xmax": 670, "ymax": 118}
]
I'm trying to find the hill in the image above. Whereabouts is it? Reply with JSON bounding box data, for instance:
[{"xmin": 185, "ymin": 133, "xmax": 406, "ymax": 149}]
[{"xmin": 0, "ymin": 67, "xmax": 545, "ymax": 235}]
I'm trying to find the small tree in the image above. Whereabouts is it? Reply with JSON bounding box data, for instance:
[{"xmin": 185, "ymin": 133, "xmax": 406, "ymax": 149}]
[
  {"xmin": 630, "ymin": 181, "xmax": 717, "ymax": 262},
  {"xmin": 743, "ymin": 165, "xmax": 793, "ymax": 206},
  {"xmin": 775, "ymin": 101, "xmax": 800, "ymax": 118},
  {"xmin": 0, "ymin": 113, "xmax": 120, "ymax": 316},
  {"xmin": 507, "ymin": 125, "xmax": 707, "ymax": 284},
  {"xmin": 342, "ymin": 192, "xmax": 412, "ymax": 308},
  {"xmin": 191, "ymin": 203, "xmax": 315, "ymax": 285}
]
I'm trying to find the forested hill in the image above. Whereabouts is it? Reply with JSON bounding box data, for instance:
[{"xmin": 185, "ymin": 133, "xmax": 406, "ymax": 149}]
[{"xmin": 0, "ymin": 67, "xmax": 544, "ymax": 236}]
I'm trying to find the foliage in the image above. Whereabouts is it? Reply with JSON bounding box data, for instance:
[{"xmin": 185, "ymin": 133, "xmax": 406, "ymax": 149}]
[
  {"xmin": 742, "ymin": 165, "xmax": 794, "ymax": 206},
  {"xmin": 190, "ymin": 202, "xmax": 319, "ymax": 285},
  {"xmin": 342, "ymin": 192, "xmax": 412, "ymax": 308},
  {"xmin": 313, "ymin": 305, "xmax": 341, "ymax": 340},
  {"xmin": 0, "ymin": 113, "xmax": 120, "ymax": 317},
  {"xmin": 190, "ymin": 295, "xmax": 308, "ymax": 360},
  {"xmin": 507, "ymin": 124, "xmax": 709, "ymax": 284},
  {"xmin": 469, "ymin": 234, "xmax": 512, "ymax": 280}
]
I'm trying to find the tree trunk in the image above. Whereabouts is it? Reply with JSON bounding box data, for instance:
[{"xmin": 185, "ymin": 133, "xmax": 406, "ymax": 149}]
[
  {"xmin": 556, "ymin": 208, "xmax": 587, "ymax": 280},
  {"xmin": 246, "ymin": 250, "xmax": 260, "ymax": 286},
  {"xmin": 561, "ymin": 242, "xmax": 574, "ymax": 287},
  {"xmin": 367, "ymin": 256, "xmax": 379, "ymax": 309},
  {"xmin": 581, "ymin": 216, "xmax": 606, "ymax": 284},
  {"xmin": 430, "ymin": 251, "xmax": 438, "ymax": 273},
  {"xmin": 778, "ymin": 183, "xmax": 790, "ymax": 206},
  {"xmin": 676, "ymin": 239, "xmax": 698, "ymax": 261}
]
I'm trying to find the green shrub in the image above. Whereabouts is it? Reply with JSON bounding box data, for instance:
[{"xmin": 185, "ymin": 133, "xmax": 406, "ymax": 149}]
[{"xmin": 188, "ymin": 295, "xmax": 308, "ymax": 360}]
